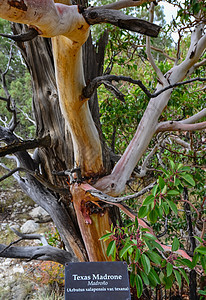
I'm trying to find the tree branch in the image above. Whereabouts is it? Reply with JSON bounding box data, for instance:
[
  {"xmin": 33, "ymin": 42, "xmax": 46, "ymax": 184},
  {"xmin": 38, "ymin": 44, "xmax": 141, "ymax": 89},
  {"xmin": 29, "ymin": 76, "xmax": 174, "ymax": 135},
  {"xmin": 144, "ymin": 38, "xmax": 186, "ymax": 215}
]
[
  {"xmin": 0, "ymin": 227, "xmax": 78, "ymax": 264},
  {"xmin": 0, "ymin": 27, "xmax": 39, "ymax": 42},
  {"xmin": 95, "ymin": 0, "xmax": 154, "ymax": 10},
  {"xmin": 82, "ymin": 7, "xmax": 161, "ymax": 37},
  {"xmin": 82, "ymin": 75, "xmax": 206, "ymax": 100},
  {"xmin": 85, "ymin": 181, "xmax": 155, "ymax": 203},
  {"xmin": 180, "ymin": 108, "xmax": 206, "ymax": 124},
  {"xmin": 0, "ymin": 46, "xmax": 18, "ymax": 131},
  {"xmin": 0, "ymin": 243, "xmax": 77, "ymax": 264},
  {"xmin": 0, "ymin": 135, "xmax": 51, "ymax": 157},
  {"xmin": 135, "ymin": 44, "xmax": 176, "ymax": 62},
  {"xmin": 156, "ymin": 120, "xmax": 206, "ymax": 133},
  {"xmin": 146, "ymin": 3, "xmax": 166, "ymax": 84},
  {"xmin": 0, "ymin": 166, "xmax": 70, "ymax": 195}
]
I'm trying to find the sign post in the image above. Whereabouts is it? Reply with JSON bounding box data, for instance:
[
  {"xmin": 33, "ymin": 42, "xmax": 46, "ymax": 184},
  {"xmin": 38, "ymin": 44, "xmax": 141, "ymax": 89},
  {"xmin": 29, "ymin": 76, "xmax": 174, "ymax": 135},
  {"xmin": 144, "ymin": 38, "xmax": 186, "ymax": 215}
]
[{"xmin": 65, "ymin": 261, "xmax": 131, "ymax": 299}]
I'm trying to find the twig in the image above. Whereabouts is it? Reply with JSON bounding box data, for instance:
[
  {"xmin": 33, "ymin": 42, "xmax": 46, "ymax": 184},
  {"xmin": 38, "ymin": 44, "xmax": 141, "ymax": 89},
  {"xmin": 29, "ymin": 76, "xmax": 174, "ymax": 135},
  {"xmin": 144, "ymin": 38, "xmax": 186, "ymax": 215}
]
[
  {"xmin": 94, "ymin": 0, "xmax": 154, "ymax": 10},
  {"xmin": 11, "ymin": 228, "xmax": 48, "ymax": 246},
  {"xmin": 157, "ymin": 217, "xmax": 168, "ymax": 238},
  {"xmin": 146, "ymin": 3, "xmax": 166, "ymax": 85},
  {"xmin": 87, "ymin": 181, "xmax": 156, "ymax": 203},
  {"xmin": 0, "ymin": 46, "xmax": 18, "ymax": 131},
  {"xmin": 0, "ymin": 238, "xmax": 23, "ymax": 254},
  {"xmin": 175, "ymin": 30, "xmax": 182, "ymax": 66},
  {"xmin": 82, "ymin": 74, "xmax": 206, "ymax": 99},
  {"xmin": 180, "ymin": 197, "xmax": 200, "ymax": 219},
  {"xmin": 0, "ymin": 166, "xmax": 70, "ymax": 195},
  {"xmin": 134, "ymin": 44, "xmax": 176, "ymax": 62},
  {"xmin": 0, "ymin": 28, "xmax": 39, "ymax": 42}
]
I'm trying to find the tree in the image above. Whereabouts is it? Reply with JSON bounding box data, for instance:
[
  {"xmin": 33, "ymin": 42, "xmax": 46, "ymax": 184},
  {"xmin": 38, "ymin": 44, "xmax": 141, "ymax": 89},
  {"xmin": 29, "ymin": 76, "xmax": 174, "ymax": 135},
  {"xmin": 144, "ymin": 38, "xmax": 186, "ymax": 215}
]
[{"xmin": 0, "ymin": 0, "xmax": 205, "ymax": 296}]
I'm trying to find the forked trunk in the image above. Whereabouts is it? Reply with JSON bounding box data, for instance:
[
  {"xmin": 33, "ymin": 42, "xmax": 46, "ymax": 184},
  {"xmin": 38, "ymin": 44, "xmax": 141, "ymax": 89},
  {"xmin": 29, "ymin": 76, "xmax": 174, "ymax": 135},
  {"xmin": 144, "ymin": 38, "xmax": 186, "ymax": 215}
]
[{"xmin": 12, "ymin": 20, "xmax": 117, "ymax": 261}]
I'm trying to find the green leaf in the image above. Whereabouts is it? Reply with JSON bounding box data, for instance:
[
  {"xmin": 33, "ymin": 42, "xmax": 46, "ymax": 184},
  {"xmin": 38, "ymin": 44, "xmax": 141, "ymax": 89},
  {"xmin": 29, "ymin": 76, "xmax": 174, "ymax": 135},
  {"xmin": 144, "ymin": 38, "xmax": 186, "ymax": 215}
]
[
  {"xmin": 177, "ymin": 166, "xmax": 190, "ymax": 172},
  {"xmin": 163, "ymin": 274, "xmax": 174, "ymax": 289},
  {"xmin": 148, "ymin": 268, "xmax": 161, "ymax": 285},
  {"xmin": 174, "ymin": 177, "xmax": 181, "ymax": 187},
  {"xmin": 143, "ymin": 233, "xmax": 156, "ymax": 241},
  {"xmin": 99, "ymin": 232, "xmax": 113, "ymax": 240},
  {"xmin": 106, "ymin": 240, "xmax": 116, "ymax": 257},
  {"xmin": 179, "ymin": 268, "xmax": 189, "ymax": 285},
  {"xmin": 198, "ymin": 290, "xmax": 206, "ymax": 296},
  {"xmin": 138, "ymin": 206, "xmax": 149, "ymax": 218},
  {"xmin": 135, "ymin": 274, "xmax": 143, "ymax": 298},
  {"xmin": 162, "ymin": 202, "xmax": 169, "ymax": 215},
  {"xmin": 130, "ymin": 273, "xmax": 135, "ymax": 287},
  {"xmin": 173, "ymin": 269, "xmax": 181, "ymax": 288},
  {"xmin": 142, "ymin": 195, "xmax": 155, "ymax": 206},
  {"xmin": 167, "ymin": 190, "xmax": 180, "ymax": 195},
  {"xmin": 146, "ymin": 250, "xmax": 162, "ymax": 265},
  {"xmin": 141, "ymin": 253, "xmax": 151, "ymax": 275},
  {"xmin": 195, "ymin": 246, "xmax": 206, "ymax": 255},
  {"xmin": 135, "ymin": 248, "xmax": 141, "ymax": 262},
  {"xmin": 152, "ymin": 185, "xmax": 158, "ymax": 196},
  {"xmin": 170, "ymin": 160, "xmax": 175, "ymax": 170},
  {"xmin": 162, "ymin": 185, "xmax": 167, "ymax": 195},
  {"xmin": 172, "ymin": 237, "xmax": 180, "ymax": 251},
  {"xmin": 179, "ymin": 258, "xmax": 194, "ymax": 269},
  {"xmin": 194, "ymin": 236, "xmax": 203, "ymax": 243},
  {"xmin": 177, "ymin": 163, "xmax": 184, "ymax": 170},
  {"xmin": 140, "ymin": 271, "xmax": 149, "ymax": 285},
  {"xmin": 180, "ymin": 174, "xmax": 195, "ymax": 186},
  {"xmin": 149, "ymin": 240, "xmax": 164, "ymax": 252},
  {"xmin": 192, "ymin": 253, "xmax": 199, "ymax": 267},
  {"xmin": 166, "ymin": 262, "xmax": 173, "ymax": 277},
  {"xmin": 167, "ymin": 200, "xmax": 178, "ymax": 215},
  {"xmin": 135, "ymin": 217, "xmax": 138, "ymax": 229},
  {"xmin": 119, "ymin": 243, "xmax": 133, "ymax": 258},
  {"xmin": 200, "ymin": 255, "xmax": 206, "ymax": 271},
  {"xmin": 148, "ymin": 209, "xmax": 158, "ymax": 223},
  {"xmin": 158, "ymin": 176, "xmax": 165, "ymax": 189}
]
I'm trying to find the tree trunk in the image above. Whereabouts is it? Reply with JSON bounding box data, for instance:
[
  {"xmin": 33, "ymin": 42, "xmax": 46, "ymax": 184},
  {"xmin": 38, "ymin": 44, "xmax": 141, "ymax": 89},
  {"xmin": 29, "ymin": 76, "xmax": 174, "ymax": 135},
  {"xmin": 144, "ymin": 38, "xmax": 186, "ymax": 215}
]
[{"xmin": 12, "ymin": 21, "xmax": 118, "ymax": 262}]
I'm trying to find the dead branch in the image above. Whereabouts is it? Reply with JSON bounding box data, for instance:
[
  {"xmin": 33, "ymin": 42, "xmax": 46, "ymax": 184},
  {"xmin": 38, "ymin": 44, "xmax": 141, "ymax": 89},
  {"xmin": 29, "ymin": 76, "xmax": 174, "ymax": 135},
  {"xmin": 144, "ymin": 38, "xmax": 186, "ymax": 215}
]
[
  {"xmin": 0, "ymin": 96, "xmax": 9, "ymax": 101},
  {"xmin": 0, "ymin": 27, "xmax": 39, "ymax": 42},
  {"xmin": 0, "ymin": 135, "xmax": 51, "ymax": 157},
  {"xmin": 134, "ymin": 44, "xmax": 176, "ymax": 62},
  {"xmin": 146, "ymin": 2, "xmax": 166, "ymax": 84},
  {"xmin": 0, "ymin": 228, "xmax": 78, "ymax": 265},
  {"xmin": 0, "ymin": 46, "xmax": 18, "ymax": 131},
  {"xmin": 82, "ymin": 74, "xmax": 206, "ymax": 99},
  {"xmin": 0, "ymin": 228, "xmax": 48, "ymax": 255},
  {"xmin": 82, "ymin": 7, "xmax": 161, "ymax": 37},
  {"xmin": 0, "ymin": 166, "xmax": 70, "ymax": 195},
  {"xmin": 95, "ymin": 0, "xmax": 154, "ymax": 10},
  {"xmin": 0, "ymin": 243, "xmax": 77, "ymax": 264},
  {"xmin": 86, "ymin": 181, "xmax": 155, "ymax": 203}
]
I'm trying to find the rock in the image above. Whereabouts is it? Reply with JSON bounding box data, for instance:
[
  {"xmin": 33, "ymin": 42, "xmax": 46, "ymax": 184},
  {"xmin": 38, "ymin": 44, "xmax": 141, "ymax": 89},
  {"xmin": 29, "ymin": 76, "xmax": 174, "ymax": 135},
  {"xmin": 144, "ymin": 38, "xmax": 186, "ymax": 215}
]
[
  {"xmin": 20, "ymin": 220, "xmax": 39, "ymax": 234},
  {"xmin": 12, "ymin": 266, "xmax": 24, "ymax": 274},
  {"xmin": 29, "ymin": 206, "xmax": 51, "ymax": 222},
  {"xmin": 10, "ymin": 224, "xmax": 20, "ymax": 231}
]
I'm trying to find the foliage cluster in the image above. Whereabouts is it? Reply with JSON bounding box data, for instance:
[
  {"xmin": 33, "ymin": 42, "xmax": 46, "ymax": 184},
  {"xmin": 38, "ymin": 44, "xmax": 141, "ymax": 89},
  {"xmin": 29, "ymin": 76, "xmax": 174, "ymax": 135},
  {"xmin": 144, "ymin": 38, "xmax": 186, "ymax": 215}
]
[
  {"xmin": 24, "ymin": 261, "xmax": 65, "ymax": 295},
  {"xmin": 101, "ymin": 163, "xmax": 206, "ymax": 298}
]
